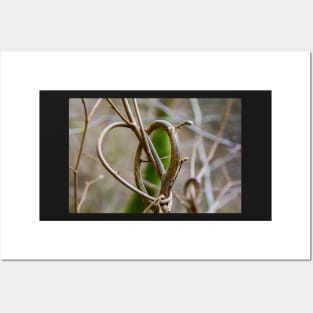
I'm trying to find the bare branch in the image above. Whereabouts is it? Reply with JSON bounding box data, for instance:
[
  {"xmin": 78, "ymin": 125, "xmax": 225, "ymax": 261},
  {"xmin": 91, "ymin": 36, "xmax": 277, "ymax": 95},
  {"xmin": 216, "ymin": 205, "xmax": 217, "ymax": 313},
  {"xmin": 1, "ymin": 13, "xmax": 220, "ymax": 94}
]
[
  {"xmin": 105, "ymin": 98, "xmax": 129, "ymax": 124},
  {"xmin": 77, "ymin": 175, "xmax": 104, "ymax": 213},
  {"xmin": 189, "ymin": 98, "xmax": 215, "ymax": 209},
  {"xmin": 209, "ymin": 180, "xmax": 241, "ymax": 213},
  {"xmin": 121, "ymin": 98, "xmax": 137, "ymax": 125},
  {"xmin": 88, "ymin": 98, "xmax": 103, "ymax": 121},
  {"xmin": 72, "ymin": 98, "xmax": 89, "ymax": 212},
  {"xmin": 197, "ymin": 99, "xmax": 234, "ymax": 180},
  {"xmin": 216, "ymin": 187, "xmax": 241, "ymax": 211},
  {"xmin": 145, "ymin": 98, "xmax": 237, "ymax": 148},
  {"xmin": 132, "ymin": 98, "xmax": 157, "ymax": 171}
]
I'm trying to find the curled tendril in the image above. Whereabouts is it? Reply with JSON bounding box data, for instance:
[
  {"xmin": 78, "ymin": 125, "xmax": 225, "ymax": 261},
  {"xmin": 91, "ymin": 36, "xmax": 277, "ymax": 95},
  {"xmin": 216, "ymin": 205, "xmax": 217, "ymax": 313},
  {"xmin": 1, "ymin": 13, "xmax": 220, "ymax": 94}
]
[
  {"xmin": 97, "ymin": 120, "xmax": 181, "ymax": 212},
  {"xmin": 183, "ymin": 177, "xmax": 201, "ymax": 213},
  {"xmin": 134, "ymin": 120, "xmax": 181, "ymax": 212}
]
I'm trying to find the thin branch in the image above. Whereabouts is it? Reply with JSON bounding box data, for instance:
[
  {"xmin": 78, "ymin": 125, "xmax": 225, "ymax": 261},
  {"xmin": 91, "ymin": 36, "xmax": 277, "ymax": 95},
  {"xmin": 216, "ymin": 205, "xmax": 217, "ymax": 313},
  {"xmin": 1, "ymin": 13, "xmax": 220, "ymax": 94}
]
[
  {"xmin": 133, "ymin": 99, "xmax": 168, "ymax": 178},
  {"xmin": 140, "ymin": 155, "xmax": 169, "ymax": 163},
  {"xmin": 190, "ymin": 138, "xmax": 199, "ymax": 177},
  {"xmin": 218, "ymin": 164, "xmax": 241, "ymax": 212},
  {"xmin": 74, "ymin": 99, "xmax": 88, "ymax": 170},
  {"xmin": 189, "ymin": 98, "xmax": 215, "ymax": 209},
  {"xmin": 69, "ymin": 115, "xmax": 119, "ymax": 135},
  {"xmin": 82, "ymin": 151, "xmax": 103, "ymax": 166},
  {"xmin": 216, "ymin": 187, "xmax": 241, "ymax": 211},
  {"xmin": 197, "ymin": 99, "xmax": 234, "ymax": 180},
  {"xmin": 171, "ymin": 157, "xmax": 189, "ymax": 189},
  {"xmin": 115, "ymin": 98, "xmax": 164, "ymax": 178},
  {"xmin": 72, "ymin": 98, "xmax": 88, "ymax": 212},
  {"xmin": 105, "ymin": 98, "xmax": 130, "ymax": 124},
  {"xmin": 145, "ymin": 98, "xmax": 237, "ymax": 148},
  {"xmin": 174, "ymin": 120, "xmax": 193, "ymax": 129},
  {"xmin": 203, "ymin": 166, "xmax": 215, "ymax": 209},
  {"xmin": 76, "ymin": 175, "xmax": 104, "ymax": 213},
  {"xmin": 211, "ymin": 152, "xmax": 240, "ymax": 172},
  {"xmin": 202, "ymin": 113, "xmax": 241, "ymax": 123},
  {"xmin": 172, "ymin": 190, "xmax": 190, "ymax": 208},
  {"xmin": 121, "ymin": 98, "xmax": 137, "ymax": 125},
  {"xmin": 209, "ymin": 180, "xmax": 241, "ymax": 213},
  {"xmin": 190, "ymin": 98, "xmax": 202, "ymax": 125},
  {"xmin": 221, "ymin": 163, "xmax": 232, "ymax": 183},
  {"xmin": 69, "ymin": 166, "xmax": 75, "ymax": 173},
  {"xmin": 189, "ymin": 98, "xmax": 202, "ymax": 200},
  {"xmin": 187, "ymin": 139, "xmax": 200, "ymax": 205},
  {"xmin": 191, "ymin": 124, "xmax": 238, "ymax": 149},
  {"xmin": 70, "ymin": 98, "xmax": 103, "ymax": 213},
  {"xmin": 88, "ymin": 98, "xmax": 103, "ymax": 121},
  {"xmin": 132, "ymin": 98, "xmax": 157, "ymax": 170},
  {"xmin": 143, "ymin": 179, "xmax": 160, "ymax": 190},
  {"xmin": 143, "ymin": 195, "xmax": 168, "ymax": 214},
  {"xmin": 143, "ymin": 198, "xmax": 158, "ymax": 213}
]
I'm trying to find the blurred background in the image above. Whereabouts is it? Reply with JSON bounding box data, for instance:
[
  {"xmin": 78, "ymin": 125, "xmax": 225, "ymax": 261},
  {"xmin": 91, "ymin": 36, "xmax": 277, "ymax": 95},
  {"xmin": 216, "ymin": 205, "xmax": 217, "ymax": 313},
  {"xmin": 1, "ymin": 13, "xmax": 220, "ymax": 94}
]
[{"xmin": 69, "ymin": 98, "xmax": 241, "ymax": 213}]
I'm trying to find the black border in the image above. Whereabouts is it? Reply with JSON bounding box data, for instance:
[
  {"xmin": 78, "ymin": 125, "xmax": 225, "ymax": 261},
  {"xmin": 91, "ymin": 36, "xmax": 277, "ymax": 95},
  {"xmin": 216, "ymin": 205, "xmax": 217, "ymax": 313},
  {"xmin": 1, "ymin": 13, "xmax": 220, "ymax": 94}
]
[{"xmin": 40, "ymin": 91, "xmax": 271, "ymax": 221}]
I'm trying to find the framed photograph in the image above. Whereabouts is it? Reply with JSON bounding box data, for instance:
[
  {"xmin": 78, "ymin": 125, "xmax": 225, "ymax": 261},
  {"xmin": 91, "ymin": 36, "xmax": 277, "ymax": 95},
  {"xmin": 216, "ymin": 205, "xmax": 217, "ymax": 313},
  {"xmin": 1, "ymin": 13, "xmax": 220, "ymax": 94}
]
[
  {"xmin": 41, "ymin": 90, "xmax": 270, "ymax": 221},
  {"xmin": 0, "ymin": 52, "xmax": 310, "ymax": 260}
]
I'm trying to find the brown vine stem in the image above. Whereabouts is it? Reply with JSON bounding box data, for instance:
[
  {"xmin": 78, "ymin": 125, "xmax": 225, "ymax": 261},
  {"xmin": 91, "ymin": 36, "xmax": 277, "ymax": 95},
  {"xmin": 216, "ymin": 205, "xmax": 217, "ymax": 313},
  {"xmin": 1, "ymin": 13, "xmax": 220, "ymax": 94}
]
[
  {"xmin": 197, "ymin": 99, "xmax": 234, "ymax": 181},
  {"xmin": 97, "ymin": 121, "xmax": 171, "ymax": 205},
  {"xmin": 97, "ymin": 98, "xmax": 186, "ymax": 213},
  {"xmin": 132, "ymin": 99, "xmax": 151, "ymax": 154},
  {"xmin": 121, "ymin": 98, "xmax": 137, "ymax": 125},
  {"xmin": 105, "ymin": 98, "xmax": 130, "ymax": 124},
  {"xmin": 88, "ymin": 98, "xmax": 103, "ymax": 121},
  {"xmin": 72, "ymin": 98, "xmax": 88, "ymax": 212},
  {"xmin": 172, "ymin": 190, "xmax": 190, "ymax": 209},
  {"xmin": 72, "ymin": 98, "xmax": 101, "ymax": 213},
  {"xmin": 134, "ymin": 120, "xmax": 180, "ymax": 204},
  {"xmin": 132, "ymin": 98, "xmax": 163, "ymax": 176},
  {"xmin": 107, "ymin": 98, "xmax": 162, "ymax": 177}
]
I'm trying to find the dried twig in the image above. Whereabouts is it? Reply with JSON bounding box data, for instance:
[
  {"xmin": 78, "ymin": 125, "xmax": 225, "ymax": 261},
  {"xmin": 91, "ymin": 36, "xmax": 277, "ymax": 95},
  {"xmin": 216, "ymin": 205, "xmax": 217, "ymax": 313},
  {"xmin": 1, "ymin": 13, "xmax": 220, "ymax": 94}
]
[
  {"xmin": 209, "ymin": 180, "xmax": 241, "ymax": 213},
  {"xmin": 72, "ymin": 98, "xmax": 88, "ymax": 212},
  {"xmin": 105, "ymin": 98, "xmax": 129, "ymax": 124},
  {"xmin": 88, "ymin": 98, "xmax": 103, "ymax": 121},
  {"xmin": 144, "ymin": 98, "xmax": 237, "ymax": 148},
  {"xmin": 77, "ymin": 175, "xmax": 104, "ymax": 213},
  {"xmin": 197, "ymin": 99, "xmax": 234, "ymax": 180},
  {"xmin": 132, "ymin": 98, "xmax": 160, "ymax": 174},
  {"xmin": 71, "ymin": 98, "xmax": 102, "ymax": 213},
  {"xmin": 216, "ymin": 187, "xmax": 241, "ymax": 211},
  {"xmin": 121, "ymin": 98, "xmax": 137, "ymax": 125}
]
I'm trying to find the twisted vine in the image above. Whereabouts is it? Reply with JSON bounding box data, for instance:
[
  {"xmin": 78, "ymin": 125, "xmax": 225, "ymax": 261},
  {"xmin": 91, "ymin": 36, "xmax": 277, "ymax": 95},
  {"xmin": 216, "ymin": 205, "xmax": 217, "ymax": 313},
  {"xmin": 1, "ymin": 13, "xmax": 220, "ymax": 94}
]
[
  {"xmin": 97, "ymin": 98, "xmax": 189, "ymax": 213},
  {"xmin": 134, "ymin": 120, "xmax": 181, "ymax": 212}
]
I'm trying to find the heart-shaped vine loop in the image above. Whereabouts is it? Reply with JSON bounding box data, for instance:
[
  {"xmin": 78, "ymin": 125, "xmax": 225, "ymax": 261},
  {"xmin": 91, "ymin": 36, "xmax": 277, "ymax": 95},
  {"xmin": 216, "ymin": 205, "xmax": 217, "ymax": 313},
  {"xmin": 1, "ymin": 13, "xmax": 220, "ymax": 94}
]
[
  {"xmin": 97, "ymin": 98, "xmax": 189, "ymax": 213},
  {"xmin": 97, "ymin": 121, "xmax": 178, "ymax": 212}
]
